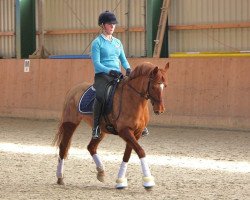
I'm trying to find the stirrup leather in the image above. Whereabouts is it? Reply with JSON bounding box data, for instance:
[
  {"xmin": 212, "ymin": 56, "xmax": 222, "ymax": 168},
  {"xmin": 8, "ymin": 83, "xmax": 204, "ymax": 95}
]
[{"xmin": 92, "ymin": 125, "xmax": 101, "ymax": 139}]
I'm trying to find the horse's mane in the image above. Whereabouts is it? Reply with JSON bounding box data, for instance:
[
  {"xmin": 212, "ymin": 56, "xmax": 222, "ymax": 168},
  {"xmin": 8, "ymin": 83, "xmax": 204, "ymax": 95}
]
[{"xmin": 129, "ymin": 62, "xmax": 155, "ymax": 79}]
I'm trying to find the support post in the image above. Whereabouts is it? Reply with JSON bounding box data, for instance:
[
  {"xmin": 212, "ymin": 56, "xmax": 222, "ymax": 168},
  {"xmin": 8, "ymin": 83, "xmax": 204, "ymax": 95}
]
[{"xmin": 153, "ymin": 0, "xmax": 170, "ymax": 58}]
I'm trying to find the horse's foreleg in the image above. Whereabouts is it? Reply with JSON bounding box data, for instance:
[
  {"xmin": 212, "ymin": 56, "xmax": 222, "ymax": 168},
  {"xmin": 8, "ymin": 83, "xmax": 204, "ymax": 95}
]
[
  {"xmin": 87, "ymin": 136, "xmax": 105, "ymax": 182},
  {"xmin": 140, "ymin": 157, "xmax": 155, "ymax": 188},
  {"xmin": 119, "ymin": 128, "xmax": 155, "ymax": 189},
  {"xmin": 116, "ymin": 144, "xmax": 132, "ymax": 189}
]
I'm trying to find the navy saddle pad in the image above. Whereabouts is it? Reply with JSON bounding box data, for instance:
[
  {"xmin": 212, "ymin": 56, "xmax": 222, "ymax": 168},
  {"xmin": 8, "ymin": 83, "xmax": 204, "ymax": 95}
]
[{"xmin": 78, "ymin": 86, "xmax": 95, "ymax": 114}]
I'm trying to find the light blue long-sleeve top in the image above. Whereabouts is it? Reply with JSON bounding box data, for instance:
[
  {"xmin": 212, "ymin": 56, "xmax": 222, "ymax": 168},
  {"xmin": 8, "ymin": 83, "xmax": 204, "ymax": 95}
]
[{"xmin": 91, "ymin": 34, "xmax": 130, "ymax": 74}]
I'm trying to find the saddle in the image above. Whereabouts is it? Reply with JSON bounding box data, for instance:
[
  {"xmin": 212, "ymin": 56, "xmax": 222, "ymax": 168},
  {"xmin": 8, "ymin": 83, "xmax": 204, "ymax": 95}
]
[{"xmin": 78, "ymin": 77, "xmax": 121, "ymax": 116}]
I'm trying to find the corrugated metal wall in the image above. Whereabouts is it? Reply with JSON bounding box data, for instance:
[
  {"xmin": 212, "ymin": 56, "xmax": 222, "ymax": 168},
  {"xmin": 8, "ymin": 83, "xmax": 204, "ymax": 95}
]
[
  {"xmin": 1, "ymin": 0, "xmax": 249, "ymax": 57},
  {"xmin": 0, "ymin": 0, "xmax": 15, "ymax": 58},
  {"xmin": 169, "ymin": 0, "xmax": 250, "ymax": 53},
  {"xmin": 40, "ymin": 0, "xmax": 146, "ymax": 57}
]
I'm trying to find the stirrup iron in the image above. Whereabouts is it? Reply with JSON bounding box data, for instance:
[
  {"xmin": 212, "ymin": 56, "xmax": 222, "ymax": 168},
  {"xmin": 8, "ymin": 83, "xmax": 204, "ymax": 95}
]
[{"xmin": 142, "ymin": 127, "xmax": 149, "ymax": 137}]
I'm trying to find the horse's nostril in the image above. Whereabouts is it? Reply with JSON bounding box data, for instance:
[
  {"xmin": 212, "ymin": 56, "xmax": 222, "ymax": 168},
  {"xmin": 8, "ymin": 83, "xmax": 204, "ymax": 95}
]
[{"xmin": 154, "ymin": 111, "xmax": 160, "ymax": 115}]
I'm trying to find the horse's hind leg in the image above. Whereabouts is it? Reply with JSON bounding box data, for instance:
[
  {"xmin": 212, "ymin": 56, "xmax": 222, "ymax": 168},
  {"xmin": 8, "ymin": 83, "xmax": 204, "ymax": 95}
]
[
  {"xmin": 87, "ymin": 134, "xmax": 106, "ymax": 182},
  {"xmin": 55, "ymin": 121, "xmax": 79, "ymax": 185}
]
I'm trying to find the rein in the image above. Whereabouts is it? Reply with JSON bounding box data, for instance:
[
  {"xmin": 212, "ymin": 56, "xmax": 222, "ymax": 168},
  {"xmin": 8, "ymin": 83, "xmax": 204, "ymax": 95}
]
[
  {"xmin": 127, "ymin": 76, "xmax": 162, "ymax": 103},
  {"xmin": 105, "ymin": 74, "xmax": 162, "ymax": 127},
  {"xmin": 127, "ymin": 78, "xmax": 150, "ymax": 100},
  {"xmin": 108, "ymin": 77, "xmax": 147, "ymax": 124}
]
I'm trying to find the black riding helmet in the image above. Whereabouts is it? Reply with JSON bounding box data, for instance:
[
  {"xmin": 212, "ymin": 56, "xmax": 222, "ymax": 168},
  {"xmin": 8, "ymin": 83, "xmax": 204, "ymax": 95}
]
[{"xmin": 98, "ymin": 11, "xmax": 118, "ymax": 26}]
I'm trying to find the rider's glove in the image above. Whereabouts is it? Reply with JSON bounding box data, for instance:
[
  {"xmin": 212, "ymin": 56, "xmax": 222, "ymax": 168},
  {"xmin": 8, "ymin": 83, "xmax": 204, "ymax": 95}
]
[{"xmin": 126, "ymin": 68, "xmax": 131, "ymax": 76}]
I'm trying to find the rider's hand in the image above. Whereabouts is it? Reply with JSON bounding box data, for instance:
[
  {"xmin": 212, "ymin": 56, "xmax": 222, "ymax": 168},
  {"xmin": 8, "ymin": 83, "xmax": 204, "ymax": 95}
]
[
  {"xmin": 126, "ymin": 68, "xmax": 131, "ymax": 76},
  {"xmin": 109, "ymin": 70, "xmax": 121, "ymax": 78}
]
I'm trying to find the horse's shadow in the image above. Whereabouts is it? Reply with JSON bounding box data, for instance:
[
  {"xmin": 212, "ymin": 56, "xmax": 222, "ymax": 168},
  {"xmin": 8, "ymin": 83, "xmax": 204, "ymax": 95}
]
[{"xmin": 53, "ymin": 182, "xmax": 152, "ymax": 194}]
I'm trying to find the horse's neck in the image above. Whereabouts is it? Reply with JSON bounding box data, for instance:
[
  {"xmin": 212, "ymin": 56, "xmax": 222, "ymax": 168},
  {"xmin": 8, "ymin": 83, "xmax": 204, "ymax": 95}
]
[
  {"xmin": 125, "ymin": 76, "xmax": 149, "ymax": 107},
  {"xmin": 110, "ymin": 77, "xmax": 149, "ymax": 125},
  {"xmin": 129, "ymin": 75, "xmax": 148, "ymax": 93}
]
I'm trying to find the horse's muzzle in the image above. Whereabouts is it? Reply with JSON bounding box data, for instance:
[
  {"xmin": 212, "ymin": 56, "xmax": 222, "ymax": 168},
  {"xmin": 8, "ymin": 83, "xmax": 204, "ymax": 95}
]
[
  {"xmin": 154, "ymin": 110, "xmax": 164, "ymax": 115},
  {"xmin": 152, "ymin": 100, "xmax": 165, "ymax": 115},
  {"xmin": 153, "ymin": 104, "xmax": 165, "ymax": 115},
  {"xmin": 154, "ymin": 111, "xmax": 160, "ymax": 115}
]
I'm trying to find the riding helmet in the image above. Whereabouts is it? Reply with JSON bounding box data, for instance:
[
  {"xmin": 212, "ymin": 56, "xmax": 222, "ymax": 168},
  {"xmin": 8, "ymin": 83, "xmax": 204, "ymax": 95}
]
[{"xmin": 98, "ymin": 11, "xmax": 118, "ymax": 26}]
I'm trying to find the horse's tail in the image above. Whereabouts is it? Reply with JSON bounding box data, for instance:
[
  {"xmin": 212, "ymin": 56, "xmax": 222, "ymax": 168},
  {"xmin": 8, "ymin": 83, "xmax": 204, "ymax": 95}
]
[{"xmin": 52, "ymin": 83, "xmax": 83, "ymax": 158}]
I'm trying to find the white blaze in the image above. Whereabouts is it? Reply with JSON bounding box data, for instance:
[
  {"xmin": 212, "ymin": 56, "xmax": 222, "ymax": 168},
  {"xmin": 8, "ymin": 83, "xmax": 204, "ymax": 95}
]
[{"xmin": 160, "ymin": 83, "xmax": 164, "ymax": 91}]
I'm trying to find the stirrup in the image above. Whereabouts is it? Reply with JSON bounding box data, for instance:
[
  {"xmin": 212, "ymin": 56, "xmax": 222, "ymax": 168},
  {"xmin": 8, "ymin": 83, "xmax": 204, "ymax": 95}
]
[
  {"xmin": 92, "ymin": 125, "xmax": 101, "ymax": 139},
  {"xmin": 142, "ymin": 127, "xmax": 149, "ymax": 137}
]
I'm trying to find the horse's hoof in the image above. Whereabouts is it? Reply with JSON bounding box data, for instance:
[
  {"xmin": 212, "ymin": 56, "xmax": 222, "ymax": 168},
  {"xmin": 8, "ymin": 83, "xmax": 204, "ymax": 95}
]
[
  {"xmin": 97, "ymin": 171, "xmax": 105, "ymax": 182},
  {"xmin": 96, "ymin": 167, "xmax": 105, "ymax": 182},
  {"xmin": 116, "ymin": 177, "xmax": 128, "ymax": 189},
  {"xmin": 57, "ymin": 178, "xmax": 65, "ymax": 185},
  {"xmin": 142, "ymin": 176, "xmax": 155, "ymax": 189}
]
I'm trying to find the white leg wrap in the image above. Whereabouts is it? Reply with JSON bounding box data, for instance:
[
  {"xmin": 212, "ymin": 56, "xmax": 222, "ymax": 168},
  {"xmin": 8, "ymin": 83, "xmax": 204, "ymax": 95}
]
[
  {"xmin": 116, "ymin": 161, "xmax": 128, "ymax": 189},
  {"xmin": 56, "ymin": 158, "xmax": 64, "ymax": 178},
  {"xmin": 140, "ymin": 157, "xmax": 151, "ymax": 177},
  {"xmin": 92, "ymin": 154, "xmax": 104, "ymax": 170},
  {"xmin": 118, "ymin": 161, "xmax": 128, "ymax": 178},
  {"xmin": 140, "ymin": 157, "xmax": 155, "ymax": 188}
]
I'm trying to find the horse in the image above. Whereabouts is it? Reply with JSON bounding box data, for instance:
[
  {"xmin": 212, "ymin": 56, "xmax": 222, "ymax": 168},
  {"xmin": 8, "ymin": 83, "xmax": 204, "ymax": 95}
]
[{"xmin": 53, "ymin": 61, "xmax": 169, "ymax": 189}]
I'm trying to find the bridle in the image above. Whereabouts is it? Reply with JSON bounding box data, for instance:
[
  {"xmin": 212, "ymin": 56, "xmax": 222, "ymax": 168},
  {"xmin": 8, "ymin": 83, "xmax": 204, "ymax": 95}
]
[
  {"xmin": 110, "ymin": 72, "xmax": 165, "ymax": 121},
  {"xmin": 126, "ymin": 74, "xmax": 165, "ymax": 104}
]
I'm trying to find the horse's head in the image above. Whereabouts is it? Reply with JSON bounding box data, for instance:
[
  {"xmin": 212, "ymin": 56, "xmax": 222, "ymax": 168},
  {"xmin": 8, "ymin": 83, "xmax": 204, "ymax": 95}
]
[
  {"xmin": 128, "ymin": 62, "xmax": 169, "ymax": 114},
  {"xmin": 147, "ymin": 62, "xmax": 169, "ymax": 115}
]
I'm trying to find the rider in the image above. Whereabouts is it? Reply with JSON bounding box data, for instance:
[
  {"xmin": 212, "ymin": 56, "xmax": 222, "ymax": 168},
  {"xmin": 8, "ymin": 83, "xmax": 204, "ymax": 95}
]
[{"xmin": 91, "ymin": 10, "xmax": 149, "ymax": 139}]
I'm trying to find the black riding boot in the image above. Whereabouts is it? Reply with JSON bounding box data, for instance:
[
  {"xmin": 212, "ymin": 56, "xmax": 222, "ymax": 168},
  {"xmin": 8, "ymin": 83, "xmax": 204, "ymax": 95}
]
[
  {"xmin": 92, "ymin": 99, "xmax": 103, "ymax": 139},
  {"xmin": 142, "ymin": 127, "xmax": 149, "ymax": 137}
]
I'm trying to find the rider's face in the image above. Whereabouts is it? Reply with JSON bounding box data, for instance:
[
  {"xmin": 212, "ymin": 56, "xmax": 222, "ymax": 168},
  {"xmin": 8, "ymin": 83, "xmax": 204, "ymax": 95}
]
[{"xmin": 103, "ymin": 23, "xmax": 116, "ymax": 35}]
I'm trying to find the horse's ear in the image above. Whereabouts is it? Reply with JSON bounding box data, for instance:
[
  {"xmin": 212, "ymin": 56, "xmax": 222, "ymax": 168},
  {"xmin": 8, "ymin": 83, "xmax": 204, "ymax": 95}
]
[
  {"xmin": 164, "ymin": 62, "xmax": 169, "ymax": 71},
  {"xmin": 152, "ymin": 66, "xmax": 159, "ymax": 76}
]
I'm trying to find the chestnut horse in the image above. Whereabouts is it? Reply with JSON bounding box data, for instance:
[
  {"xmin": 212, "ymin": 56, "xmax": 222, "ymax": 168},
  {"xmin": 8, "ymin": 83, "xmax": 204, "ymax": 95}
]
[{"xmin": 53, "ymin": 62, "xmax": 169, "ymax": 189}]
